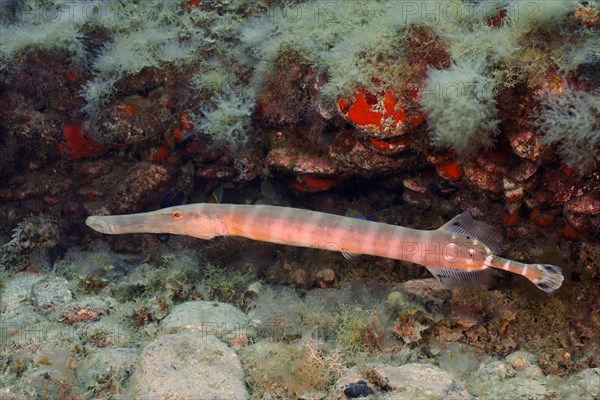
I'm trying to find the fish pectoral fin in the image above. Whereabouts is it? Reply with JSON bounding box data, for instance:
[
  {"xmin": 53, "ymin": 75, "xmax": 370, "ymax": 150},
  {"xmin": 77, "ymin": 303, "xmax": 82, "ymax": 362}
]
[
  {"xmin": 341, "ymin": 251, "xmax": 359, "ymax": 260},
  {"xmin": 425, "ymin": 266, "xmax": 496, "ymax": 289},
  {"xmin": 222, "ymin": 235, "xmax": 240, "ymax": 246},
  {"xmin": 440, "ymin": 212, "xmax": 504, "ymax": 254}
]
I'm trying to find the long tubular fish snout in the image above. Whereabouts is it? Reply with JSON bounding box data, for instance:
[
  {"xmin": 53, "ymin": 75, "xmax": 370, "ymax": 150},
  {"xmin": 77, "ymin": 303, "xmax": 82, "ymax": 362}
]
[{"xmin": 86, "ymin": 215, "xmax": 119, "ymax": 234}]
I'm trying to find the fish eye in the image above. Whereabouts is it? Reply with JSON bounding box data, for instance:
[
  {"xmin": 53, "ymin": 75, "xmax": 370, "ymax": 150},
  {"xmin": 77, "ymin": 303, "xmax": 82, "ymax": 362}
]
[{"xmin": 172, "ymin": 209, "xmax": 184, "ymax": 221}]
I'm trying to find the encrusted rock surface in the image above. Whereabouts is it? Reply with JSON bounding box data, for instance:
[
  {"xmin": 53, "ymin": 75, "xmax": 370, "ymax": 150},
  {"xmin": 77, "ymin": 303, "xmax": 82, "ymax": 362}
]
[
  {"xmin": 335, "ymin": 364, "xmax": 473, "ymax": 400},
  {"xmin": 31, "ymin": 276, "xmax": 73, "ymax": 311},
  {"xmin": 134, "ymin": 333, "xmax": 249, "ymax": 400},
  {"xmin": 159, "ymin": 300, "xmax": 250, "ymax": 337}
]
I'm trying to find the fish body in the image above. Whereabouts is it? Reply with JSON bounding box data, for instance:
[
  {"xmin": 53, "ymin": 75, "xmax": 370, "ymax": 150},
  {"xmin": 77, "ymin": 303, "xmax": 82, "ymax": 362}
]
[
  {"xmin": 156, "ymin": 190, "xmax": 185, "ymax": 242},
  {"xmin": 86, "ymin": 204, "xmax": 563, "ymax": 293}
]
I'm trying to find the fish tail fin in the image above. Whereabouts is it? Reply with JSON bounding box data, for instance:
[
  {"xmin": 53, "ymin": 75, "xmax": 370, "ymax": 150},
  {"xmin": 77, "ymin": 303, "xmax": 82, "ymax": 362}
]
[{"xmin": 527, "ymin": 264, "xmax": 564, "ymax": 294}]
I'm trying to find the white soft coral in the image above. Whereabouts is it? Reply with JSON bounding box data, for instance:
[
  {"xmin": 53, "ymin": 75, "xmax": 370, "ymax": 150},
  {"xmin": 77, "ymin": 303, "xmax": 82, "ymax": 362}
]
[
  {"xmin": 421, "ymin": 59, "xmax": 499, "ymax": 157},
  {"xmin": 532, "ymin": 88, "xmax": 600, "ymax": 173},
  {"xmin": 194, "ymin": 90, "xmax": 254, "ymax": 151}
]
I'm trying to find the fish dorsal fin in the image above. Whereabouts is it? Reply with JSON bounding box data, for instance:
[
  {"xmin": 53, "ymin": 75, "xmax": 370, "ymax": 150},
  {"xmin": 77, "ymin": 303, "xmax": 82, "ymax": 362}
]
[
  {"xmin": 440, "ymin": 212, "xmax": 504, "ymax": 254},
  {"xmin": 426, "ymin": 266, "xmax": 495, "ymax": 289}
]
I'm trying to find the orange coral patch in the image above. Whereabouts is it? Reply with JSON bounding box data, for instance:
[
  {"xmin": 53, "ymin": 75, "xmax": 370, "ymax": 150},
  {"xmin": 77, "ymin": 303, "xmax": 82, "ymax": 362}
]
[
  {"xmin": 346, "ymin": 92, "xmax": 383, "ymax": 126},
  {"xmin": 394, "ymin": 107, "xmax": 407, "ymax": 123},
  {"xmin": 152, "ymin": 144, "xmax": 170, "ymax": 162},
  {"xmin": 118, "ymin": 103, "xmax": 136, "ymax": 115},
  {"xmin": 560, "ymin": 164, "xmax": 578, "ymax": 176},
  {"xmin": 57, "ymin": 125, "xmax": 106, "ymax": 160},
  {"xmin": 383, "ymin": 90, "xmax": 396, "ymax": 115},
  {"xmin": 368, "ymin": 137, "xmax": 395, "ymax": 151},
  {"xmin": 341, "ymin": 89, "xmax": 422, "ymax": 131},
  {"xmin": 172, "ymin": 128, "xmax": 184, "ymax": 142},
  {"xmin": 291, "ymin": 175, "xmax": 338, "ymax": 192},
  {"xmin": 436, "ymin": 161, "xmax": 463, "ymax": 180},
  {"xmin": 182, "ymin": 0, "xmax": 201, "ymax": 9},
  {"xmin": 502, "ymin": 210, "xmax": 519, "ymax": 226},
  {"xmin": 560, "ymin": 224, "xmax": 579, "ymax": 240},
  {"xmin": 529, "ymin": 208, "xmax": 554, "ymax": 227},
  {"xmin": 257, "ymin": 97, "xmax": 271, "ymax": 114},
  {"xmin": 65, "ymin": 70, "xmax": 79, "ymax": 82},
  {"xmin": 367, "ymin": 136, "xmax": 410, "ymax": 154},
  {"xmin": 411, "ymin": 114, "xmax": 425, "ymax": 128}
]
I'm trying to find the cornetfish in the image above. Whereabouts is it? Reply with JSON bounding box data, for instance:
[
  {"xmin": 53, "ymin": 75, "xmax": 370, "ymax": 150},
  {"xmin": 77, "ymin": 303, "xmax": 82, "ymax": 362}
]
[{"xmin": 85, "ymin": 204, "xmax": 564, "ymax": 293}]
